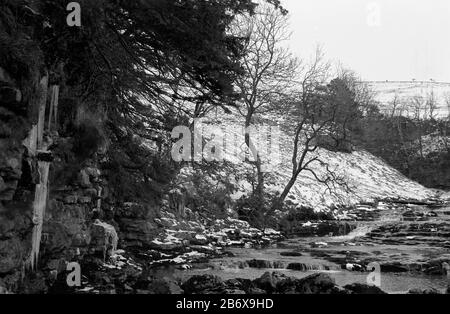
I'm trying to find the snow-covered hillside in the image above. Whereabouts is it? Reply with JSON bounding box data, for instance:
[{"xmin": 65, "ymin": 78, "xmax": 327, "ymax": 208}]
[
  {"xmin": 365, "ymin": 81, "xmax": 450, "ymax": 118},
  {"xmin": 183, "ymin": 113, "xmax": 435, "ymax": 212}
]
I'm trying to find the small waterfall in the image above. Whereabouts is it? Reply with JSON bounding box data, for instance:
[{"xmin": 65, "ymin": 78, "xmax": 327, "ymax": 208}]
[
  {"xmin": 287, "ymin": 263, "xmax": 342, "ymax": 272},
  {"xmin": 345, "ymin": 224, "xmax": 374, "ymax": 238},
  {"xmin": 332, "ymin": 223, "xmax": 374, "ymax": 241}
]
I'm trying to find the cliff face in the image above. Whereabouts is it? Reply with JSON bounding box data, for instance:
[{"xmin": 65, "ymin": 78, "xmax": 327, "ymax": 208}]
[
  {"xmin": 0, "ymin": 66, "xmax": 37, "ymax": 291},
  {"xmin": 0, "ymin": 4, "xmax": 163, "ymax": 290},
  {"xmin": 0, "ymin": 63, "xmax": 157, "ymax": 292}
]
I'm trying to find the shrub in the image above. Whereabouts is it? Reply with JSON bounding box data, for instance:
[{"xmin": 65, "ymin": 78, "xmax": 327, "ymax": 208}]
[{"xmin": 72, "ymin": 117, "xmax": 106, "ymax": 160}]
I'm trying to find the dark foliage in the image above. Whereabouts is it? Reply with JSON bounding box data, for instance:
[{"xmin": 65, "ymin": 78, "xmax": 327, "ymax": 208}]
[{"xmin": 358, "ymin": 108, "xmax": 450, "ymax": 189}]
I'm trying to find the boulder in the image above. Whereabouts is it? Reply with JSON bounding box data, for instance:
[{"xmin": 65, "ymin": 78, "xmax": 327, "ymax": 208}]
[
  {"xmin": 253, "ymin": 271, "xmax": 287, "ymax": 293},
  {"xmin": 78, "ymin": 169, "xmax": 91, "ymax": 188},
  {"xmin": 280, "ymin": 251, "xmax": 302, "ymax": 257},
  {"xmin": 0, "ymin": 86, "xmax": 22, "ymax": 103},
  {"xmin": 408, "ymin": 288, "xmax": 441, "ymax": 294},
  {"xmin": 287, "ymin": 263, "xmax": 308, "ymax": 271},
  {"xmin": 0, "ymin": 238, "xmax": 28, "ymax": 274},
  {"xmin": 146, "ymin": 277, "xmax": 183, "ymax": 294},
  {"xmin": 344, "ymin": 283, "xmax": 387, "ymax": 294},
  {"xmin": 63, "ymin": 195, "xmax": 78, "ymax": 204},
  {"xmin": 287, "ymin": 273, "xmax": 340, "ymax": 294},
  {"xmin": 182, "ymin": 275, "xmax": 225, "ymax": 294},
  {"xmin": 247, "ymin": 259, "xmax": 273, "ymax": 269},
  {"xmin": 118, "ymin": 218, "xmax": 160, "ymax": 248},
  {"xmin": 0, "ymin": 152, "xmax": 23, "ymax": 201},
  {"xmin": 90, "ymin": 220, "xmax": 118, "ymax": 258},
  {"xmin": 380, "ymin": 263, "xmax": 409, "ymax": 273}
]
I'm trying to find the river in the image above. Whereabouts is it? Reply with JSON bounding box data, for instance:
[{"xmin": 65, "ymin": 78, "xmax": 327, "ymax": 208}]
[{"xmin": 174, "ymin": 201, "xmax": 450, "ymax": 293}]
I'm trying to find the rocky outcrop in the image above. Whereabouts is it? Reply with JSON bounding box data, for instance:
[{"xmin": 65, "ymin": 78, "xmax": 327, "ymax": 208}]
[
  {"xmin": 114, "ymin": 203, "xmax": 160, "ymax": 249},
  {"xmin": 182, "ymin": 275, "xmax": 226, "ymax": 294},
  {"xmin": 181, "ymin": 272, "xmax": 386, "ymax": 295},
  {"xmin": 0, "ymin": 66, "xmax": 39, "ymax": 291},
  {"xmin": 344, "ymin": 283, "xmax": 386, "ymax": 294},
  {"xmin": 90, "ymin": 220, "xmax": 118, "ymax": 259}
]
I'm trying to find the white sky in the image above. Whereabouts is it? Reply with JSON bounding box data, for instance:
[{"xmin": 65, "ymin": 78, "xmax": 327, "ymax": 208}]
[{"xmin": 282, "ymin": 0, "xmax": 450, "ymax": 82}]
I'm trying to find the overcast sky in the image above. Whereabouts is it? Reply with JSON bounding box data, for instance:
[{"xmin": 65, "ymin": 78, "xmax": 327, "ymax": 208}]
[{"xmin": 282, "ymin": 0, "xmax": 450, "ymax": 82}]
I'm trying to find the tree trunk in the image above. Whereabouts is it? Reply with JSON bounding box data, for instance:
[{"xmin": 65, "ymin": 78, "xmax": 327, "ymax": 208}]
[
  {"xmin": 277, "ymin": 175, "xmax": 297, "ymax": 208},
  {"xmin": 245, "ymin": 113, "xmax": 264, "ymax": 199}
]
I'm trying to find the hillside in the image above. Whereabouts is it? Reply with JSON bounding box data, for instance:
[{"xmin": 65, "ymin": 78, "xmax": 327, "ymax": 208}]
[
  {"xmin": 365, "ymin": 81, "xmax": 450, "ymax": 118},
  {"xmin": 189, "ymin": 113, "xmax": 436, "ymax": 213}
]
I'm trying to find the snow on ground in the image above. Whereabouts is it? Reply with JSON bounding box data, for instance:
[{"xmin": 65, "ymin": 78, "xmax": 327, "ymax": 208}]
[
  {"xmin": 189, "ymin": 112, "xmax": 435, "ymax": 212},
  {"xmin": 365, "ymin": 81, "xmax": 450, "ymax": 118}
]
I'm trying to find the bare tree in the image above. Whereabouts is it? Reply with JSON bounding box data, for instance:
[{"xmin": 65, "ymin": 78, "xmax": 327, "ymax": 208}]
[
  {"xmin": 445, "ymin": 92, "xmax": 450, "ymax": 119},
  {"xmin": 389, "ymin": 93, "xmax": 400, "ymax": 118},
  {"xmin": 410, "ymin": 95, "xmax": 424, "ymax": 121},
  {"xmin": 409, "ymin": 95, "xmax": 425, "ymax": 157},
  {"xmin": 274, "ymin": 50, "xmax": 351, "ymax": 207},
  {"xmin": 233, "ymin": 3, "xmax": 299, "ymax": 198},
  {"xmin": 441, "ymin": 92, "xmax": 450, "ymax": 151},
  {"xmin": 426, "ymin": 90, "xmax": 438, "ymax": 121}
]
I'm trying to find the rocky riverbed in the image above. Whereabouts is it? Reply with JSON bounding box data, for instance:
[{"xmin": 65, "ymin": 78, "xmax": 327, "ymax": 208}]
[{"xmin": 48, "ymin": 197, "xmax": 450, "ymax": 295}]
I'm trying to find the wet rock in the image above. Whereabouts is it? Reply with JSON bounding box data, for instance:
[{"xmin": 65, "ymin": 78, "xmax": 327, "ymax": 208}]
[
  {"xmin": 78, "ymin": 196, "xmax": 92, "ymax": 204},
  {"xmin": 344, "ymin": 283, "xmax": 386, "ymax": 294},
  {"xmin": 36, "ymin": 151, "xmax": 53, "ymax": 162},
  {"xmin": 0, "ymin": 177, "xmax": 6, "ymax": 192},
  {"xmin": 0, "ymin": 86, "xmax": 22, "ymax": 104},
  {"xmin": 115, "ymin": 203, "xmax": 160, "ymax": 248},
  {"xmin": 90, "ymin": 220, "xmax": 118, "ymax": 258},
  {"xmin": 253, "ymin": 271, "xmax": 287, "ymax": 293},
  {"xmin": 191, "ymin": 234, "xmax": 208, "ymax": 245},
  {"xmin": 41, "ymin": 221, "xmax": 77, "ymax": 255},
  {"xmin": 78, "ymin": 169, "xmax": 91, "ymax": 188},
  {"xmin": 297, "ymin": 273, "xmax": 340, "ymax": 294},
  {"xmin": 380, "ymin": 263, "xmax": 409, "ymax": 273},
  {"xmin": 273, "ymin": 261, "xmax": 285, "ymax": 268},
  {"xmin": 0, "ymin": 237, "xmax": 29, "ymax": 274},
  {"xmin": 44, "ymin": 200, "xmax": 91, "ymax": 253},
  {"xmin": 146, "ymin": 277, "xmax": 183, "ymax": 294},
  {"xmin": 45, "ymin": 259, "xmax": 66, "ymax": 273},
  {"xmin": 226, "ymin": 289, "xmax": 246, "ymax": 294},
  {"xmin": 84, "ymin": 188, "xmax": 98, "ymax": 198},
  {"xmin": 284, "ymin": 220, "xmax": 355, "ymax": 237},
  {"xmin": 149, "ymin": 233, "xmax": 185, "ymax": 252},
  {"xmin": 84, "ymin": 167, "xmax": 100, "ymax": 179},
  {"xmin": 281, "ymin": 273, "xmax": 341, "ymax": 294},
  {"xmin": 0, "ymin": 284, "xmax": 10, "ymax": 294},
  {"xmin": 286, "ymin": 263, "xmax": 306, "ymax": 271},
  {"xmin": 21, "ymin": 272, "xmax": 48, "ymax": 294},
  {"xmin": 280, "ymin": 251, "xmax": 302, "ymax": 257},
  {"xmin": 182, "ymin": 275, "xmax": 225, "ymax": 294},
  {"xmin": 247, "ymin": 259, "xmax": 273, "ymax": 269},
  {"xmin": 247, "ymin": 287, "xmax": 266, "ymax": 294},
  {"xmin": 63, "ymin": 195, "xmax": 78, "ymax": 204},
  {"xmin": 224, "ymin": 278, "xmax": 253, "ymax": 292},
  {"xmin": 408, "ymin": 288, "xmax": 441, "ymax": 294},
  {"xmin": 0, "ymin": 153, "xmax": 23, "ymax": 201},
  {"xmin": 345, "ymin": 263, "xmax": 364, "ymax": 271},
  {"xmin": 0, "ymin": 67, "xmax": 13, "ymax": 83},
  {"xmin": 286, "ymin": 263, "xmax": 329, "ymax": 271}
]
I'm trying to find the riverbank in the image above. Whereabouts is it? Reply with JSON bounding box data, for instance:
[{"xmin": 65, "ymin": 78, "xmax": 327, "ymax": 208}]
[{"xmin": 56, "ymin": 197, "xmax": 449, "ymax": 295}]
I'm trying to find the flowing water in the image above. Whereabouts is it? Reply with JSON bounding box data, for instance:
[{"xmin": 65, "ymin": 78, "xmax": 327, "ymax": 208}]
[{"xmin": 175, "ymin": 202, "xmax": 450, "ymax": 293}]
